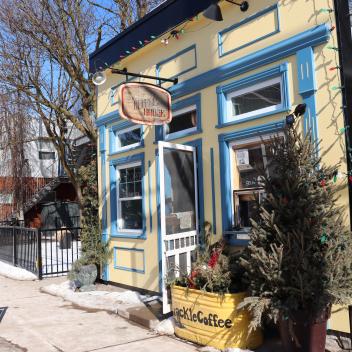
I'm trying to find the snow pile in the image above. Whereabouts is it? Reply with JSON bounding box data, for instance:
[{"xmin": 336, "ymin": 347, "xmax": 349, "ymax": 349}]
[
  {"xmin": 0, "ymin": 261, "xmax": 37, "ymax": 281},
  {"xmin": 41, "ymin": 281, "xmax": 145, "ymax": 313},
  {"xmin": 153, "ymin": 317, "xmax": 175, "ymax": 335},
  {"xmin": 198, "ymin": 348, "xmax": 220, "ymax": 352}
]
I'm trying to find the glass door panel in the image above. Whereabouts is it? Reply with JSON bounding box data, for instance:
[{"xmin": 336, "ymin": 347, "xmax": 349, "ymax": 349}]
[{"xmin": 159, "ymin": 141, "xmax": 198, "ymax": 313}]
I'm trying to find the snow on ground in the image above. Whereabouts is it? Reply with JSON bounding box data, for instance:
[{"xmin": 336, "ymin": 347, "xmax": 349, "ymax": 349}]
[
  {"xmin": 41, "ymin": 281, "xmax": 253, "ymax": 352},
  {"xmin": 153, "ymin": 317, "xmax": 176, "ymax": 335},
  {"xmin": 0, "ymin": 261, "xmax": 37, "ymax": 281},
  {"xmin": 41, "ymin": 280, "xmax": 145, "ymax": 313},
  {"xmin": 41, "ymin": 240, "xmax": 81, "ymax": 275},
  {"xmin": 198, "ymin": 348, "xmax": 253, "ymax": 352}
]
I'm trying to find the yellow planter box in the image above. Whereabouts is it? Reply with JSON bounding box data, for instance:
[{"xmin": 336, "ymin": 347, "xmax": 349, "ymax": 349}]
[{"xmin": 171, "ymin": 285, "xmax": 263, "ymax": 350}]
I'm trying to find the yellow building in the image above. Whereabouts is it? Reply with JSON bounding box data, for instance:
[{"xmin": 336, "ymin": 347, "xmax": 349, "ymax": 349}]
[{"xmin": 90, "ymin": 0, "xmax": 352, "ymax": 331}]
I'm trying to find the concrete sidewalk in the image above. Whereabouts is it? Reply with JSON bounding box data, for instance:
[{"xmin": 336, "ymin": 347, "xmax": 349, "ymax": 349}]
[{"xmin": 0, "ymin": 275, "xmax": 198, "ymax": 352}]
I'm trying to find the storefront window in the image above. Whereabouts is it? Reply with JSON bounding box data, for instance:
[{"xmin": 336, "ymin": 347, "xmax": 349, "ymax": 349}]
[
  {"xmin": 226, "ymin": 77, "xmax": 282, "ymax": 122},
  {"xmin": 231, "ymin": 139, "xmax": 273, "ymax": 229},
  {"xmin": 115, "ymin": 125, "xmax": 143, "ymax": 151},
  {"xmin": 117, "ymin": 163, "xmax": 143, "ymax": 231}
]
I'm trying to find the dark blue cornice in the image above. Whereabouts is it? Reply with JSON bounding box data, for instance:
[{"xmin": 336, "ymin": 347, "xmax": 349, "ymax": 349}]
[{"xmin": 89, "ymin": 0, "xmax": 214, "ymax": 73}]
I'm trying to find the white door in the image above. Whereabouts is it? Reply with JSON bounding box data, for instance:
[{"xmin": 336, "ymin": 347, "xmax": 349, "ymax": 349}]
[{"xmin": 159, "ymin": 141, "xmax": 199, "ymax": 313}]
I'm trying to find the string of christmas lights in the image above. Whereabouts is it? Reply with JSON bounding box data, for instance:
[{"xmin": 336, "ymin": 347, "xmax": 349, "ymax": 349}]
[
  {"xmin": 308, "ymin": 6, "xmax": 352, "ymax": 187},
  {"xmin": 115, "ymin": 14, "xmax": 202, "ymax": 62},
  {"xmin": 315, "ymin": 5, "xmax": 352, "ymax": 242}
]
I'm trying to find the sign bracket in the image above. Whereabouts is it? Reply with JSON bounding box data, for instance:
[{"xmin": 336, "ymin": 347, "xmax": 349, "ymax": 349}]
[{"xmin": 111, "ymin": 68, "xmax": 178, "ymax": 85}]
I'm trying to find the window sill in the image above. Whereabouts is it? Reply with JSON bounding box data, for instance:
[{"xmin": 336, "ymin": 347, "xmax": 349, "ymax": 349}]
[
  {"xmin": 216, "ymin": 108, "xmax": 289, "ymax": 129},
  {"xmin": 154, "ymin": 128, "xmax": 202, "ymax": 144},
  {"xmin": 111, "ymin": 231, "xmax": 146, "ymax": 240},
  {"xmin": 109, "ymin": 142, "xmax": 144, "ymax": 157}
]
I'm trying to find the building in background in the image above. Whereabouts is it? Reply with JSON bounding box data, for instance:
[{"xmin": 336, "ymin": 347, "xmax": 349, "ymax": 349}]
[
  {"xmin": 91, "ymin": 0, "xmax": 351, "ymax": 331},
  {"xmin": 0, "ymin": 115, "xmax": 84, "ymax": 228}
]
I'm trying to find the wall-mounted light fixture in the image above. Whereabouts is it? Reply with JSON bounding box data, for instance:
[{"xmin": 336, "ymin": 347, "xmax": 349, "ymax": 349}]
[
  {"xmin": 285, "ymin": 104, "xmax": 307, "ymax": 127},
  {"xmin": 203, "ymin": 0, "xmax": 249, "ymax": 22},
  {"xmin": 92, "ymin": 71, "xmax": 107, "ymax": 86}
]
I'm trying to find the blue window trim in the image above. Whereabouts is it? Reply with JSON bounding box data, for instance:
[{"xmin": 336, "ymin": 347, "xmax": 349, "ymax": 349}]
[
  {"xmin": 155, "ymin": 44, "xmax": 197, "ymax": 82},
  {"xmin": 96, "ymin": 110, "xmax": 120, "ymax": 127},
  {"xmin": 216, "ymin": 63, "xmax": 290, "ymax": 128},
  {"xmin": 99, "ymin": 126, "xmax": 109, "ymax": 281},
  {"xmin": 109, "ymin": 120, "xmax": 145, "ymax": 156},
  {"xmin": 109, "ymin": 152, "xmax": 146, "ymax": 239},
  {"xmin": 96, "ymin": 25, "xmax": 330, "ymax": 128},
  {"xmin": 218, "ymin": 120, "xmax": 285, "ymax": 238},
  {"xmin": 155, "ymin": 139, "xmax": 204, "ymax": 291},
  {"xmin": 155, "ymin": 93, "xmax": 202, "ymax": 142},
  {"xmin": 148, "ymin": 160, "xmax": 153, "ymax": 234},
  {"xmin": 210, "ymin": 148, "xmax": 216, "ymax": 235},
  {"xmin": 296, "ymin": 47, "xmax": 318, "ymax": 141},
  {"xmin": 218, "ymin": 4, "xmax": 280, "ymax": 58},
  {"xmin": 113, "ymin": 247, "xmax": 145, "ymax": 274}
]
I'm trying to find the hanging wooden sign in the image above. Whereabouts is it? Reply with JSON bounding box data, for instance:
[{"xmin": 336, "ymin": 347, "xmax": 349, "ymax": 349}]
[{"xmin": 118, "ymin": 82, "xmax": 172, "ymax": 125}]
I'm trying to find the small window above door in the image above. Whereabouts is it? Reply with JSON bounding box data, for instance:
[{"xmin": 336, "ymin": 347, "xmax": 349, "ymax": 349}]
[
  {"xmin": 155, "ymin": 93, "xmax": 202, "ymax": 142},
  {"xmin": 165, "ymin": 105, "xmax": 197, "ymax": 140},
  {"xmin": 109, "ymin": 121, "xmax": 144, "ymax": 155}
]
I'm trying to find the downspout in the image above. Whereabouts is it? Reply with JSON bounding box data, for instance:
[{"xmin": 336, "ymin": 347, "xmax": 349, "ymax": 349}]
[{"xmin": 334, "ymin": 0, "xmax": 352, "ymax": 229}]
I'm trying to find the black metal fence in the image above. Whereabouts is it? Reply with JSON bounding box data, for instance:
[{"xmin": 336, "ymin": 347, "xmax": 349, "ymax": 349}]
[
  {"xmin": 0, "ymin": 226, "xmax": 38, "ymax": 275},
  {"xmin": 0, "ymin": 225, "xmax": 81, "ymax": 279},
  {"xmin": 39, "ymin": 227, "xmax": 81, "ymax": 278}
]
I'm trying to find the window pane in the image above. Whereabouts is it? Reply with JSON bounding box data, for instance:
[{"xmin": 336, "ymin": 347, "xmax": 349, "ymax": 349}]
[
  {"xmin": 166, "ymin": 110, "xmax": 196, "ymax": 135},
  {"xmin": 230, "ymin": 82, "xmax": 281, "ymax": 117},
  {"xmin": 127, "ymin": 182, "xmax": 135, "ymax": 197},
  {"xmin": 135, "ymin": 181, "xmax": 142, "ymax": 197},
  {"xmin": 127, "ymin": 168, "xmax": 135, "ymax": 182},
  {"xmin": 167, "ymin": 255, "xmax": 176, "ymax": 280},
  {"xmin": 119, "ymin": 183, "xmax": 127, "ymax": 198},
  {"xmin": 119, "ymin": 165, "xmax": 142, "ymax": 198},
  {"xmin": 120, "ymin": 199, "xmax": 142, "ymax": 230},
  {"xmin": 235, "ymin": 146, "xmax": 264, "ymax": 189},
  {"xmin": 233, "ymin": 192, "xmax": 260, "ymax": 228},
  {"xmin": 120, "ymin": 169, "xmax": 127, "ymax": 182},
  {"xmin": 39, "ymin": 151, "xmax": 55, "ymax": 160},
  {"xmin": 179, "ymin": 252, "xmax": 188, "ymax": 276},
  {"xmin": 118, "ymin": 128, "xmax": 141, "ymax": 148}
]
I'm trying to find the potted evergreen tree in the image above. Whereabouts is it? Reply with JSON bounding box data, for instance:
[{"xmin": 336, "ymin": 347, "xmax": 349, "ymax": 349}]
[{"xmin": 240, "ymin": 114, "xmax": 352, "ymax": 351}]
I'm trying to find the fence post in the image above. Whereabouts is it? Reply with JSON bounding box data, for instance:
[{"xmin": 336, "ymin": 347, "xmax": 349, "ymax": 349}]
[
  {"xmin": 37, "ymin": 229, "xmax": 42, "ymax": 280},
  {"xmin": 12, "ymin": 227, "xmax": 17, "ymax": 266}
]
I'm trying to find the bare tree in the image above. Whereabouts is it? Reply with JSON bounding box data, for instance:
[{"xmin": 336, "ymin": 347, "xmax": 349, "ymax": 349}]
[
  {"xmin": 0, "ymin": 0, "xmax": 161, "ymax": 207},
  {"xmin": 0, "ymin": 92, "xmax": 34, "ymax": 220},
  {"xmin": 87, "ymin": 0, "xmax": 162, "ymax": 33}
]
